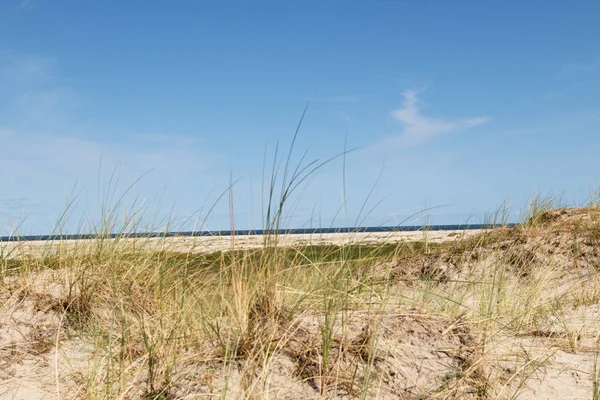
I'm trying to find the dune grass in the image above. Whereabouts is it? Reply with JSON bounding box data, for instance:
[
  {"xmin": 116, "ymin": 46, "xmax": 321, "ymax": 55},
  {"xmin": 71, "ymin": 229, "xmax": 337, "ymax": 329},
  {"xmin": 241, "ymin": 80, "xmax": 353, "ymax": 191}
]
[
  {"xmin": 2, "ymin": 198, "xmax": 600, "ymax": 399},
  {"xmin": 2, "ymin": 206, "xmax": 598, "ymax": 398},
  {"xmin": 1, "ymin": 125, "xmax": 600, "ymax": 398}
]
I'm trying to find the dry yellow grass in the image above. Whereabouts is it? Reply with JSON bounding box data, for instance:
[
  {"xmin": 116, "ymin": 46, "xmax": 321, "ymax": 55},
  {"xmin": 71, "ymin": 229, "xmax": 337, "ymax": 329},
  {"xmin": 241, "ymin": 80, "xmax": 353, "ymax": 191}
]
[{"xmin": 1, "ymin": 205, "xmax": 600, "ymax": 399}]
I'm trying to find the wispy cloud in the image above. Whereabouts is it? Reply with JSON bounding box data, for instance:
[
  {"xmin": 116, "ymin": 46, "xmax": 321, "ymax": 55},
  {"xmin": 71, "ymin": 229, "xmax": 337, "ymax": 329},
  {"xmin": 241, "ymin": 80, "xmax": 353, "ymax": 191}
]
[
  {"xmin": 16, "ymin": 0, "xmax": 36, "ymax": 11},
  {"xmin": 1, "ymin": 197, "xmax": 40, "ymax": 211},
  {"xmin": 0, "ymin": 0, "xmax": 36, "ymax": 12},
  {"xmin": 0, "ymin": 53, "xmax": 222, "ymax": 233},
  {"xmin": 381, "ymin": 90, "xmax": 489, "ymax": 148},
  {"xmin": 14, "ymin": 90, "xmax": 67, "ymax": 121},
  {"xmin": 1, "ymin": 53, "xmax": 56, "ymax": 84},
  {"xmin": 559, "ymin": 56, "xmax": 600, "ymax": 76},
  {"xmin": 0, "ymin": 53, "xmax": 78, "ymax": 128}
]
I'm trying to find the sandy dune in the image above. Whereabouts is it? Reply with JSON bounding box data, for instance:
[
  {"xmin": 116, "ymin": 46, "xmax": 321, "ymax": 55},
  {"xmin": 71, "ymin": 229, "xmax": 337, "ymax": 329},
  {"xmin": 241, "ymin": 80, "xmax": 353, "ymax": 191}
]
[{"xmin": 0, "ymin": 229, "xmax": 481, "ymax": 259}]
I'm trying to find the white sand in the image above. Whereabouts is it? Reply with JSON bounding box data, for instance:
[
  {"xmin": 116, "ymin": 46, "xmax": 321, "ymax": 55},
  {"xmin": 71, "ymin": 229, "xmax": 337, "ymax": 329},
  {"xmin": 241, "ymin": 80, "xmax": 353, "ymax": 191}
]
[{"xmin": 0, "ymin": 229, "xmax": 481, "ymax": 258}]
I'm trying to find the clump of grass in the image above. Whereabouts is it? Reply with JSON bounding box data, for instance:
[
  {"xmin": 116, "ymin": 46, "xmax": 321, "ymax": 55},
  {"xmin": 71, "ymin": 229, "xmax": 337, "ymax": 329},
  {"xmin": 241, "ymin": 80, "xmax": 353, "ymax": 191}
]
[
  {"xmin": 522, "ymin": 192, "xmax": 564, "ymax": 227},
  {"xmin": 4, "ymin": 204, "xmax": 600, "ymax": 398},
  {"xmin": 2, "ymin": 115, "xmax": 600, "ymax": 398}
]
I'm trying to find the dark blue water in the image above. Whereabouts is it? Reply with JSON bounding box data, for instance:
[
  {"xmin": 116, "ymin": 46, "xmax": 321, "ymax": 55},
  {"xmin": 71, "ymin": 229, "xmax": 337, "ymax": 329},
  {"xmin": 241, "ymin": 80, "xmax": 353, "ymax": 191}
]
[{"xmin": 0, "ymin": 224, "xmax": 516, "ymax": 242}]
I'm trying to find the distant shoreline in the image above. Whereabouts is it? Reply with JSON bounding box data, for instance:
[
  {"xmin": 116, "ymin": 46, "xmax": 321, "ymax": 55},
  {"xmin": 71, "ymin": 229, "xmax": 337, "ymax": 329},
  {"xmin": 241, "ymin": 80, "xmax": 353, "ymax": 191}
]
[{"xmin": 0, "ymin": 223, "xmax": 516, "ymax": 242}]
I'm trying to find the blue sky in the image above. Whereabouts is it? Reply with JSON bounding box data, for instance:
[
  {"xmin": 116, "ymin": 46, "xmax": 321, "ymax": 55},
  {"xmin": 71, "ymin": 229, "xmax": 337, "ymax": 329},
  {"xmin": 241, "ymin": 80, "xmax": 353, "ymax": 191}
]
[{"xmin": 1, "ymin": 0, "xmax": 599, "ymax": 234}]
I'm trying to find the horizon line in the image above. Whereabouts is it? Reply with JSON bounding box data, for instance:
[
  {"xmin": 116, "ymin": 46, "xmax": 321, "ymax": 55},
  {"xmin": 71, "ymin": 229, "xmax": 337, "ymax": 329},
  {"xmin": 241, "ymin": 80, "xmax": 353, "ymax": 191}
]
[{"xmin": 0, "ymin": 223, "xmax": 517, "ymax": 242}]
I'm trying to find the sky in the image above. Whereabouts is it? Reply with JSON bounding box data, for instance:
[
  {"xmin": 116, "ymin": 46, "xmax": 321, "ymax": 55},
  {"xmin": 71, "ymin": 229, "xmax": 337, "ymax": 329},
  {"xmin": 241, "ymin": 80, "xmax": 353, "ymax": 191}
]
[{"xmin": 1, "ymin": 0, "xmax": 599, "ymax": 234}]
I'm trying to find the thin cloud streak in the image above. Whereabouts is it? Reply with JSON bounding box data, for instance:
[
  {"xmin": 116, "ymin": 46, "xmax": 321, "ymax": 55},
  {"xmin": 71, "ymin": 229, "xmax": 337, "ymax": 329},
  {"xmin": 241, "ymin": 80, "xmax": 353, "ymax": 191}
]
[
  {"xmin": 1, "ymin": 53, "xmax": 57, "ymax": 84},
  {"xmin": 0, "ymin": 53, "xmax": 224, "ymax": 233},
  {"xmin": 559, "ymin": 56, "xmax": 600, "ymax": 76},
  {"xmin": 381, "ymin": 90, "xmax": 489, "ymax": 148}
]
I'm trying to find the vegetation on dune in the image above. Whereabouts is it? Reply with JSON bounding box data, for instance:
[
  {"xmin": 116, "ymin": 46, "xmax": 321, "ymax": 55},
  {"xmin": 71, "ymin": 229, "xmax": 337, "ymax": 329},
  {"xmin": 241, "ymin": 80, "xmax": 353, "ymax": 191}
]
[
  {"xmin": 2, "ymin": 202, "xmax": 600, "ymax": 399},
  {"xmin": 1, "ymin": 124, "xmax": 600, "ymax": 398}
]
